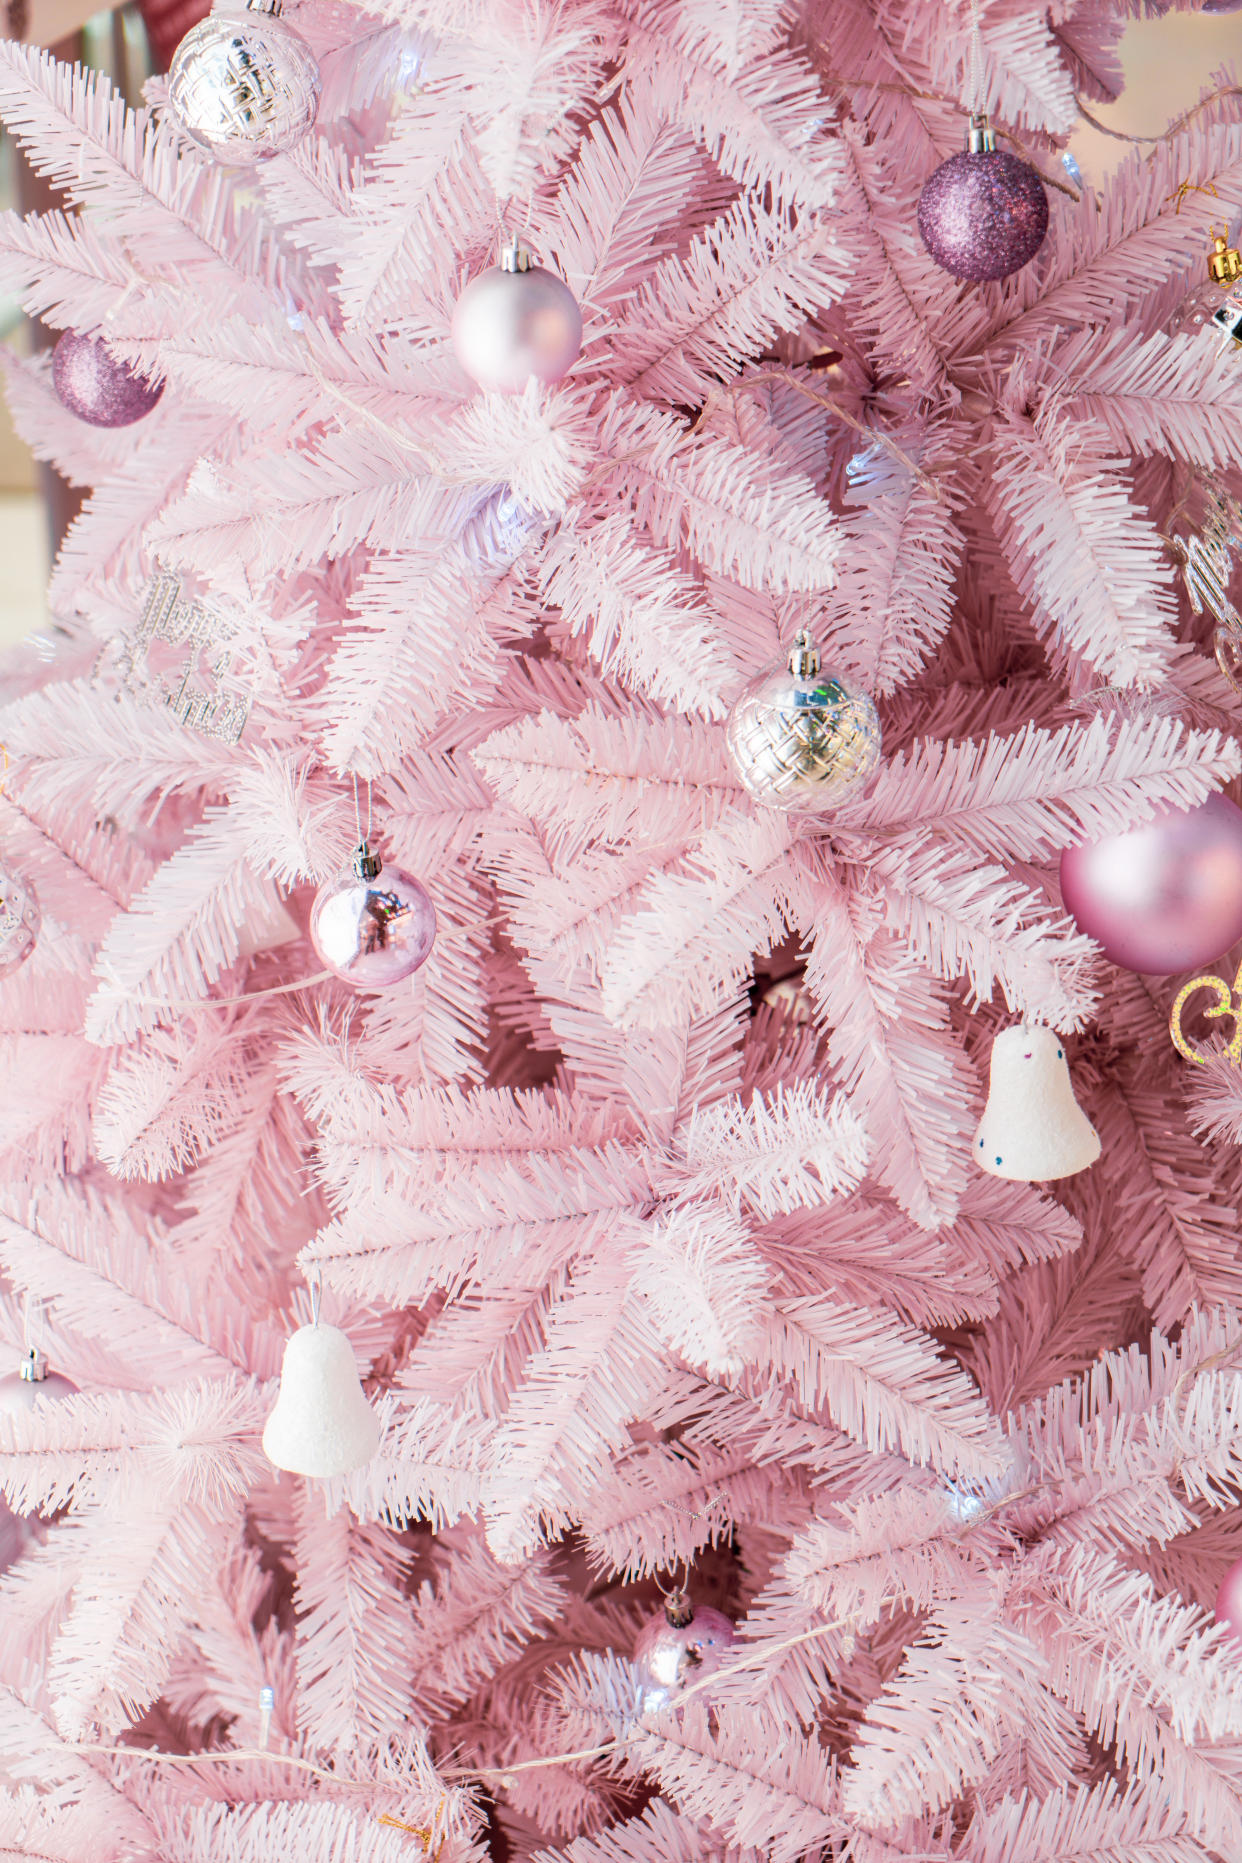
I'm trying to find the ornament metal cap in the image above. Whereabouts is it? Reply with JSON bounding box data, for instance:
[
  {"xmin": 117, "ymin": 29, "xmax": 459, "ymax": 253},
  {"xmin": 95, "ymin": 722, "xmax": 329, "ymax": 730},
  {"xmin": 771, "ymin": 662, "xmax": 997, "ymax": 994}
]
[
  {"xmin": 500, "ymin": 241, "xmax": 533, "ymax": 274},
  {"xmin": 18, "ymin": 1347, "xmax": 47, "ymax": 1385},
  {"xmin": 1209, "ymin": 231, "xmax": 1242, "ymax": 285},
  {"xmin": 245, "ymin": 0, "xmax": 284, "ymax": 14},
  {"xmin": 352, "ymin": 841, "xmax": 383, "ymax": 882},
  {"xmin": 787, "ymin": 629, "xmax": 821, "ymax": 679},
  {"xmin": 966, "ymin": 113, "xmax": 996, "ymax": 154},
  {"xmin": 664, "ymin": 1589, "xmax": 696, "ymax": 1629}
]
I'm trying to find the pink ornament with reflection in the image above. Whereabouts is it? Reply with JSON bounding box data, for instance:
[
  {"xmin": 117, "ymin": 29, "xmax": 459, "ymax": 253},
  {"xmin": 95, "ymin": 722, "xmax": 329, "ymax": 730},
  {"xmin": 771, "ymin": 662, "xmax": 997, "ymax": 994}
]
[
  {"xmin": 452, "ymin": 246, "xmax": 583, "ymax": 394},
  {"xmin": 633, "ymin": 1591, "xmax": 735, "ymax": 1714},
  {"xmin": 310, "ymin": 845, "xmax": 436, "ymax": 990},
  {"xmin": 1059, "ymin": 792, "xmax": 1242, "ymax": 975},
  {"xmin": 1216, "ymin": 1555, "xmax": 1242, "ymax": 1646}
]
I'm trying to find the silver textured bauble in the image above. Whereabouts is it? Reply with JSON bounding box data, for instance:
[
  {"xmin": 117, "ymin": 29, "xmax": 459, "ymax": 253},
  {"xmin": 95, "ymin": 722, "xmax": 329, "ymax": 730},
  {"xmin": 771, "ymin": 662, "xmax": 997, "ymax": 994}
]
[
  {"xmin": 726, "ymin": 632, "xmax": 881, "ymax": 812},
  {"xmin": 452, "ymin": 243, "xmax": 583, "ymax": 393},
  {"xmin": 167, "ymin": 0, "xmax": 320, "ymax": 164},
  {"xmin": 0, "ymin": 1348, "xmax": 78, "ymax": 1417},
  {"xmin": 310, "ymin": 843, "xmax": 437, "ymax": 990},
  {"xmin": 0, "ymin": 866, "xmax": 40, "ymax": 980},
  {"xmin": 633, "ymin": 1590, "xmax": 736, "ymax": 1714}
]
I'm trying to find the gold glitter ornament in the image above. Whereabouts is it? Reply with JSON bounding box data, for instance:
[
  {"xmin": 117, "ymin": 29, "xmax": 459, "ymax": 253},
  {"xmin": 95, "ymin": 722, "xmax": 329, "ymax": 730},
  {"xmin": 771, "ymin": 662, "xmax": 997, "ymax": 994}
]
[{"xmin": 725, "ymin": 632, "xmax": 881, "ymax": 813}]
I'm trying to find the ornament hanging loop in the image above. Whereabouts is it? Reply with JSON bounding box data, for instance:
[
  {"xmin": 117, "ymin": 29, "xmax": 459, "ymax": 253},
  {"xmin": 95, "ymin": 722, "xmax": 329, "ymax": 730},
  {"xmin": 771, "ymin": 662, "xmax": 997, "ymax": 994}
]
[{"xmin": 308, "ymin": 1273, "xmax": 322, "ymax": 1328}]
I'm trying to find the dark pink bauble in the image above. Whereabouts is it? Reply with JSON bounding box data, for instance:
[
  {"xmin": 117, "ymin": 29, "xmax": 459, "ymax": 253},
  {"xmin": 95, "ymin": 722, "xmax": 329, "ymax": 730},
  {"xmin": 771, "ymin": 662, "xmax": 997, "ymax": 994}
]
[
  {"xmin": 52, "ymin": 332, "xmax": 164, "ymax": 428},
  {"xmin": 917, "ymin": 149, "xmax": 1049, "ymax": 282},
  {"xmin": 1216, "ymin": 1555, "xmax": 1242, "ymax": 1645},
  {"xmin": 1059, "ymin": 792, "xmax": 1242, "ymax": 975}
]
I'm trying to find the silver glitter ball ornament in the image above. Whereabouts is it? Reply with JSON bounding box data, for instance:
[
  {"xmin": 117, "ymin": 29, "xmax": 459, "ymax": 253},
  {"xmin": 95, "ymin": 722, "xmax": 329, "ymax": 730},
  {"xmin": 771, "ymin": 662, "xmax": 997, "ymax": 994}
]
[
  {"xmin": 0, "ymin": 1348, "xmax": 78, "ymax": 1417},
  {"xmin": 452, "ymin": 242, "xmax": 583, "ymax": 393},
  {"xmin": 634, "ymin": 1590, "xmax": 736, "ymax": 1714},
  {"xmin": 167, "ymin": 0, "xmax": 320, "ymax": 165},
  {"xmin": 726, "ymin": 632, "xmax": 881, "ymax": 813},
  {"xmin": 0, "ymin": 866, "xmax": 40, "ymax": 979},
  {"xmin": 310, "ymin": 843, "xmax": 437, "ymax": 990}
]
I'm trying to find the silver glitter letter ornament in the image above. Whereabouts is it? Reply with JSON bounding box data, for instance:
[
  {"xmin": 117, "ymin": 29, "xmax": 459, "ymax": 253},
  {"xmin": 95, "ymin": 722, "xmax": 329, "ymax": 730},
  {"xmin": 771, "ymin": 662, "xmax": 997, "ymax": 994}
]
[
  {"xmin": 726, "ymin": 631, "xmax": 881, "ymax": 813},
  {"xmin": 168, "ymin": 0, "xmax": 320, "ymax": 165}
]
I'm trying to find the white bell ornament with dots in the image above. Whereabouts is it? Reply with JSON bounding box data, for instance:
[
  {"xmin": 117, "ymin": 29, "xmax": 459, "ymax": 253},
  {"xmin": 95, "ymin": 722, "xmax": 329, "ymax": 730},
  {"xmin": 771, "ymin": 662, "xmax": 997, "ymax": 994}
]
[
  {"xmin": 262, "ymin": 1287, "xmax": 380, "ymax": 1479},
  {"xmin": 973, "ymin": 1023, "xmax": 1100, "ymax": 1184}
]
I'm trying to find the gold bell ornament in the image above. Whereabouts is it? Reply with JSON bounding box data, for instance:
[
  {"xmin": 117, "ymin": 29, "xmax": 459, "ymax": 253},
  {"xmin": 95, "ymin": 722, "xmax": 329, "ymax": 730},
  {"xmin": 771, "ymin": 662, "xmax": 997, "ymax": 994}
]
[
  {"xmin": 262, "ymin": 1288, "xmax": 380, "ymax": 1478},
  {"xmin": 973, "ymin": 1024, "xmax": 1100, "ymax": 1183}
]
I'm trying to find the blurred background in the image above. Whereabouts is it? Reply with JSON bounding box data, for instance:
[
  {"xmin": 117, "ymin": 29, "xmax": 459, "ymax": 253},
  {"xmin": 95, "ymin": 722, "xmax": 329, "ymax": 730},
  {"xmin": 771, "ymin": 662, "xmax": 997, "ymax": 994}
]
[{"xmin": 0, "ymin": 2, "xmax": 1238, "ymax": 651}]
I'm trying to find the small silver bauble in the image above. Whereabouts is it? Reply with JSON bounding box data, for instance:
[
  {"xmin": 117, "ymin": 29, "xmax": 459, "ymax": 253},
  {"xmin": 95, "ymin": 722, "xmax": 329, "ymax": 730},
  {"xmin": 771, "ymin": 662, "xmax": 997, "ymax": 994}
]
[
  {"xmin": 451, "ymin": 242, "xmax": 583, "ymax": 394},
  {"xmin": 725, "ymin": 631, "xmax": 881, "ymax": 812},
  {"xmin": 0, "ymin": 866, "xmax": 40, "ymax": 979},
  {"xmin": 0, "ymin": 1347, "xmax": 78, "ymax": 1416},
  {"xmin": 309, "ymin": 842, "xmax": 436, "ymax": 990},
  {"xmin": 633, "ymin": 1590, "xmax": 736, "ymax": 1714},
  {"xmin": 167, "ymin": 0, "xmax": 321, "ymax": 164}
]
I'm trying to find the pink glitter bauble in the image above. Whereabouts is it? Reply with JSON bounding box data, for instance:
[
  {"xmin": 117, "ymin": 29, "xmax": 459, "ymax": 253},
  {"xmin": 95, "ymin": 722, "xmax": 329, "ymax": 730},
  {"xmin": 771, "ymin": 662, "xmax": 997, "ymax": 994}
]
[
  {"xmin": 1059, "ymin": 791, "xmax": 1242, "ymax": 975},
  {"xmin": 310, "ymin": 847, "xmax": 436, "ymax": 989},
  {"xmin": 52, "ymin": 333, "xmax": 164, "ymax": 428},
  {"xmin": 917, "ymin": 149, "xmax": 1049, "ymax": 282},
  {"xmin": 1216, "ymin": 1555, "xmax": 1242, "ymax": 1645},
  {"xmin": 633, "ymin": 1592, "xmax": 735, "ymax": 1713},
  {"xmin": 452, "ymin": 256, "xmax": 583, "ymax": 393}
]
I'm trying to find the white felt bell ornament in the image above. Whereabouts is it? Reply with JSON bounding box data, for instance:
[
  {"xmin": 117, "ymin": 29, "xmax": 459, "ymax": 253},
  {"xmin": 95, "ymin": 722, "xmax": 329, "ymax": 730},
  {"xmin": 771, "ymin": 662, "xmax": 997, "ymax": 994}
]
[
  {"xmin": 973, "ymin": 1024, "xmax": 1100, "ymax": 1183},
  {"xmin": 262, "ymin": 1283, "xmax": 380, "ymax": 1478}
]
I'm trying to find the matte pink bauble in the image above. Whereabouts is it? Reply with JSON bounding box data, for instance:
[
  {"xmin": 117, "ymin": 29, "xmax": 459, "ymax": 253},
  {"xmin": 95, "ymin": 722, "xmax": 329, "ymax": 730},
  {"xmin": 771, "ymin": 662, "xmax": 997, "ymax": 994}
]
[
  {"xmin": 52, "ymin": 332, "xmax": 164, "ymax": 428},
  {"xmin": 1059, "ymin": 792, "xmax": 1242, "ymax": 975},
  {"xmin": 451, "ymin": 246, "xmax": 582, "ymax": 393},
  {"xmin": 633, "ymin": 1591, "xmax": 735, "ymax": 1713},
  {"xmin": 1216, "ymin": 1555, "xmax": 1242, "ymax": 1646},
  {"xmin": 310, "ymin": 844, "xmax": 436, "ymax": 989},
  {"xmin": 0, "ymin": 1348, "xmax": 78, "ymax": 1416}
]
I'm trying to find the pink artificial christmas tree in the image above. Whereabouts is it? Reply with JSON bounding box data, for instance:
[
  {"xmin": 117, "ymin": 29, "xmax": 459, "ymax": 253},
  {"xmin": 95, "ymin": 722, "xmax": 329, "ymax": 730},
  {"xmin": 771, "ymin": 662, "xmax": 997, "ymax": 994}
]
[{"xmin": 1, "ymin": 0, "xmax": 1242, "ymax": 1860}]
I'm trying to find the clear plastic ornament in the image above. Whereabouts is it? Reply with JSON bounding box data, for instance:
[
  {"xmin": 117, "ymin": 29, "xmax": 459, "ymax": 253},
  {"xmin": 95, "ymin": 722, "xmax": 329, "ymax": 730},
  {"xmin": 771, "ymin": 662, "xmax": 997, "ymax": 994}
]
[
  {"xmin": 1168, "ymin": 281, "xmax": 1227, "ymax": 340},
  {"xmin": 726, "ymin": 631, "xmax": 881, "ymax": 813},
  {"xmin": 0, "ymin": 867, "xmax": 40, "ymax": 979},
  {"xmin": 167, "ymin": 0, "xmax": 321, "ymax": 164}
]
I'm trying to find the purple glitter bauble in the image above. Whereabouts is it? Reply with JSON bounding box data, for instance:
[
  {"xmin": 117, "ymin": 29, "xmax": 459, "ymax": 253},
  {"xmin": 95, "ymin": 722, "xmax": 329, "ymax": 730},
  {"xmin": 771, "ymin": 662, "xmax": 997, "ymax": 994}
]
[
  {"xmin": 917, "ymin": 149, "xmax": 1049, "ymax": 282},
  {"xmin": 1059, "ymin": 792, "xmax": 1242, "ymax": 975},
  {"xmin": 51, "ymin": 333, "xmax": 164, "ymax": 429}
]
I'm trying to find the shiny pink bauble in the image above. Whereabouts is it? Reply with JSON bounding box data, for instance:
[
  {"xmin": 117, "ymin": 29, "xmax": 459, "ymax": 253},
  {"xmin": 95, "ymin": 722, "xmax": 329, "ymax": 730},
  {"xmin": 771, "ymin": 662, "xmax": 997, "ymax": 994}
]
[
  {"xmin": 1059, "ymin": 792, "xmax": 1242, "ymax": 975},
  {"xmin": 52, "ymin": 332, "xmax": 164, "ymax": 428},
  {"xmin": 310, "ymin": 856, "xmax": 436, "ymax": 989},
  {"xmin": 633, "ymin": 1594, "xmax": 735, "ymax": 1713},
  {"xmin": 1216, "ymin": 1555, "xmax": 1242, "ymax": 1645},
  {"xmin": 451, "ymin": 263, "xmax": 583, "ymax": 393}
]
